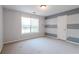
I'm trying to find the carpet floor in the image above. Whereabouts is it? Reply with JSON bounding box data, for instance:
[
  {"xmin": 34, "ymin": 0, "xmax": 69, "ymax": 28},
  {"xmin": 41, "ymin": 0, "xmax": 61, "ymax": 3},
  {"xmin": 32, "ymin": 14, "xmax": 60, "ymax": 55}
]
[{"xmin": 2, "ymin": 37, "xmax": 79, "ymax": 54}]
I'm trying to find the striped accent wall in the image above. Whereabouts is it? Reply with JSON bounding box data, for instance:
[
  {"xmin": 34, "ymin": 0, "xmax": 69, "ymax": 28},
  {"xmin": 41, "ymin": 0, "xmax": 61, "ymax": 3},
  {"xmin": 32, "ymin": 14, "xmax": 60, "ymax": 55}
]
[
  {"xmin": 45, "ymin": 8, "xmax": 79, "ymax": 43},
  {"xmin": 67, "ymin": 14, "xmax": 79, "ymax": 43},
  {"xmin": 45, "ymin": 33, "xmax": 57, "ymax": 37},
  {"xmin": 45, "ymin": 17, "xmax": 57, "ymax": 37},
  {"xmin": 67, "ymin": 37, "xmax": 79, "ymax": 43},
  {"xmin": 45, "ymin": 25, "xmax": 57, "ymax": 28},
  {"xmin": 67, "ymin": 24, "xmax": 79, "ymax": 29},
  {"xmin": 46, "ymin": 8, "xmax": 79, "ymax": 19}
]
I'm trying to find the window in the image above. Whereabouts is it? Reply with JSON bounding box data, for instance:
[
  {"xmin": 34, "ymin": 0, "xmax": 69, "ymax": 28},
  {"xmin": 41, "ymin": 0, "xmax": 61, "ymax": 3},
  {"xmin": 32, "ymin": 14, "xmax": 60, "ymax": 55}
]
[{"xmin": 21, "ymin": 17, "xmax": 39, "ymax": 34}]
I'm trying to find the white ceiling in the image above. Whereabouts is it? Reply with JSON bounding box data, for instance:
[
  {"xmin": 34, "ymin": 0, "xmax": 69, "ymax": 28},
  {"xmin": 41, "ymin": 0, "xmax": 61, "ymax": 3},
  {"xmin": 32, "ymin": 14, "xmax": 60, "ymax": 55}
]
[{"xmin": 3, "ymin": 5, "xmax": 79, "ymax": 17}]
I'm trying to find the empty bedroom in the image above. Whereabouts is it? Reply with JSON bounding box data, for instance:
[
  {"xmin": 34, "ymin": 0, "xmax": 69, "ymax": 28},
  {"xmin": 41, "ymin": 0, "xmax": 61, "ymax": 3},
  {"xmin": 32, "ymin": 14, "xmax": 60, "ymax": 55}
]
[{"xmin": 0, "ymin": 5, "xmax": 79, "ymax": 54}]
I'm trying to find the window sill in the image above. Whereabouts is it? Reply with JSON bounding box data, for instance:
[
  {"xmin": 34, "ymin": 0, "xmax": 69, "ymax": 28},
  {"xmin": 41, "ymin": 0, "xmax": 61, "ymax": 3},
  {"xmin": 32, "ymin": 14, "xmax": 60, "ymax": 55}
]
[{"xmin": 22, "ymin": 32, "xmax": 39, "ymax": 35}]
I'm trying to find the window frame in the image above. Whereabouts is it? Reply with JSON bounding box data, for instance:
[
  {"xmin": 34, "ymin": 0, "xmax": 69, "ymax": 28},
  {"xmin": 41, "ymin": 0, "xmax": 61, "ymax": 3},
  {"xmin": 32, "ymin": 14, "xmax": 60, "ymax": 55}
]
[{"xmin": 21, "ymin": 16, "xmax": 39, "ymax": 34}]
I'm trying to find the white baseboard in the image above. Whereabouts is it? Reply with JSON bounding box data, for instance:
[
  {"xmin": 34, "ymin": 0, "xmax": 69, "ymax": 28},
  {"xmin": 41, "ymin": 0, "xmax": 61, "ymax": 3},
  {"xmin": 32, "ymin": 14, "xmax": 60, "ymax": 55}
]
[
  {"xmin": 4, "ymin": 38, "xmax": 24, "ymax": 44},
  {"xmin": 0, "ymin": 48, "xmax": 2, "ymax": 53},
  {"xmin": 4, "ymin": 35, "xmax": 45, "ymax": 44},
  {"xmin": 46, "ymin": 35, "xmax": 79, "ymax": 45},
  {"xmin": 0, "ymin": 46, "xmax": 3, "ymax": 53},
  {"xmin": 66, "ymin": 40, "xmax": 79, "ymax": 45}
]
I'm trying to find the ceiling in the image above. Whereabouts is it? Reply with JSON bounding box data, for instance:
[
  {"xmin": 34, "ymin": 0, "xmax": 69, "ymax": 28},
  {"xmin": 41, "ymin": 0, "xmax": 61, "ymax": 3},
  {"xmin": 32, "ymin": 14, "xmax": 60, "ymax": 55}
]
[{"xmin": 3, "ymin": 5, "xmax": 79, "ymax": 17}]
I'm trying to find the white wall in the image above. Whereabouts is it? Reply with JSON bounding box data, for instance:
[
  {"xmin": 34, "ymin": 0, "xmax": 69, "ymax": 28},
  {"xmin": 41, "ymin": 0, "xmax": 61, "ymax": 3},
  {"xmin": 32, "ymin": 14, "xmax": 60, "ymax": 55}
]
[
  {"xmin": 67, "ymin": 14, "xmax": 79, "ymax": 24},
  {"xmin": 0, "ymin": 6, "xmax": 3, "ymax": 52},
  {"xmin": 46, "ymin": 18, "xmax": 57, "ymax": 25},
  {"xmin": 46, "ymin": 28, "xmax": 57, "ymax": 34},
  {"xmin": 57, "ymin": 15, "xmax": 67, "ymax": 40},
  {"xmin": 3, "ymin": 8, "xmax": 45, "ymax": 44}
]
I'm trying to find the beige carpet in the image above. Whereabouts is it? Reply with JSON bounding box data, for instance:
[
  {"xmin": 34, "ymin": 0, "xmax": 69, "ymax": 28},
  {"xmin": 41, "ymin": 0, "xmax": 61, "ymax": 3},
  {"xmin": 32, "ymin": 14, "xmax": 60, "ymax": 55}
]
[{"xmin": 1, "ymin": 37, "xmax": 79, "ymax": 54}]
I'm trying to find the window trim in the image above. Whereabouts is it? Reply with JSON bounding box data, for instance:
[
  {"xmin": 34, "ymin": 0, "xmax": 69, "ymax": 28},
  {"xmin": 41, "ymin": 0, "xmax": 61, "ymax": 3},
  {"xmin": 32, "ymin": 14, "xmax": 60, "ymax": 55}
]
[{"xmin": 21, "ymin": 16, "xmax": 39, "ymax": 34}]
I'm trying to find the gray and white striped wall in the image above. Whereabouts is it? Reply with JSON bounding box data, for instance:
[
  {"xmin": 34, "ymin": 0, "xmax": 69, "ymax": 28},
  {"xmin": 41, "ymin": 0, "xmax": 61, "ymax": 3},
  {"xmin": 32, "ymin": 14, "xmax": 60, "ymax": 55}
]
[
  {"xmin": 45, "ymin": 8, "xmax": 79, "ymax": 43},
  {"xmin": 67, "ymin": 14, "xmax": 79, "ymax": 43},
  {"xmin": 45, "ymin": 17, "xmax": 57, "ymax": 38}
]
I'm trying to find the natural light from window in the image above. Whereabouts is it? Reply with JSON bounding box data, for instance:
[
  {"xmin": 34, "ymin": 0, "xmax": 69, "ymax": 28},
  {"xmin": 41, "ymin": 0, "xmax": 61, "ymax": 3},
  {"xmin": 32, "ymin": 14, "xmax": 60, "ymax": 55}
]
[{"xmin": 21, "ymin": 17, "xmax": 39, "ymax": 34}]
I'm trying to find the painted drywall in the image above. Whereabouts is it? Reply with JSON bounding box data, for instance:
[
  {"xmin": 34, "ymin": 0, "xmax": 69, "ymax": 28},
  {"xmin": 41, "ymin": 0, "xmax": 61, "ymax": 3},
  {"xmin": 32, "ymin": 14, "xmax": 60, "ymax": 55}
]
[
  {"xmin": 0, "ymin": 6, "xmax": 3, "ymax": 52},
  {"xmin": 45, "ymin": 8, "xmax": 79, "ymax": 43},
  {"xmin": 46, "ymin": 8, "xmax": 79, "ymax": 19},
  {"xmin": 3, "ymin": 8, "xmax": 45, "ymax": 44},
  {"xmin": 45, "ymin": 17, "xmax": 57, "ymax": 37},
  {"xmin": 57, "ymin": 15, "xmax": 67, "ymax": 40},
  {"xmin": 67, "ymin": 14, "xmax": 79, "ymax": 43},
  {"xmin": 45, "ymin": 15, "xmax": 67, "ymax": 40}
]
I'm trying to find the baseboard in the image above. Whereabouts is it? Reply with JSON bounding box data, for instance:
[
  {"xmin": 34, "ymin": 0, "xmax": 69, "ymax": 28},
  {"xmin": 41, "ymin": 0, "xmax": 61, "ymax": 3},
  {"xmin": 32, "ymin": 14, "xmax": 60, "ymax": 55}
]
[
  {"xmin": 46, "ymin": 36, "xmax": 79, "ymax": 45},
  {"xmin": 4, "ymin": 35, "xmax": 45, "ymax": 44},
  {"xmin": 66, "ymin": 40, "xmax": 79, "ymax": 45},
  {"xmin": 4, "ymin": 38, "xmax": 25, "ymax": 44},
  {"xmin": 57, "ymin": 39, "xmax": 79, "ymax": 45},
  {"xmin": 0, "ymin": 48, "xmax": 2, "ymax": 53},
  {"xmin": 0, "ymin": 46, "xmax": 3, "ymax": 53}
]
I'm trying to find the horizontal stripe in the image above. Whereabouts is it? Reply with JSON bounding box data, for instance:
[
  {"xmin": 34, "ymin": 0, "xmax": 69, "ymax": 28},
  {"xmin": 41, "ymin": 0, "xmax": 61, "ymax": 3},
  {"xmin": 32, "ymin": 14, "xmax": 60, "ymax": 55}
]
[
  {"xmin": 45, "ymin": 25, "xmax": 57, "ymax": 28},
  {"xmin": 67, "ymin": 37, "xmax": 79, "ymax": 43},
  {"xmin": 45, "ymin": 24, "xmax": 79, "ymax": 29},
  {"xmin": 46, "ymin": 8, "xmax": 79, "ymax": 19},
  {"xmin": 45, "ymin": 33, "xmax": 57, "ymax": 37},
  {"xmin": 67, "ymin": 24, "xmax": 79, "ymax": 29}
]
